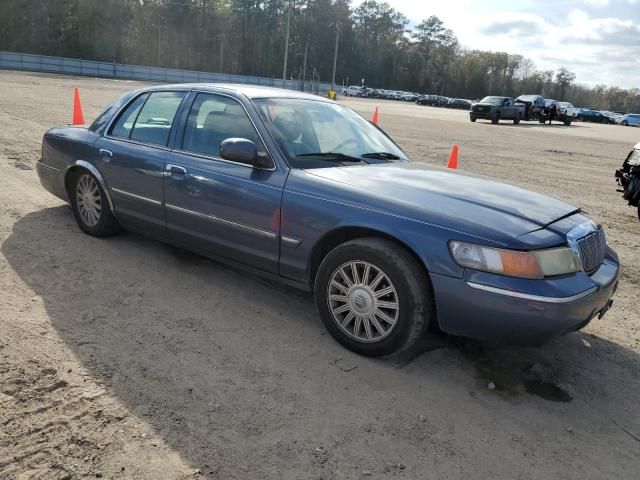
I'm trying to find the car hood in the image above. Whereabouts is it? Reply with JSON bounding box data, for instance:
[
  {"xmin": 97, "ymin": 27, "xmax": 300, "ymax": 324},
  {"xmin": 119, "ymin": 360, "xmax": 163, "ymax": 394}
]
[{"xmin": 302, "ymin": 162, "xmax": 579, "ymax": 241}]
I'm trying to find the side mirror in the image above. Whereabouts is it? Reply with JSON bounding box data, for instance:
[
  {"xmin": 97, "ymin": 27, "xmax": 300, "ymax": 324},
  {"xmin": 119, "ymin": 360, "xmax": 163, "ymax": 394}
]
[{"xmin": 220, "ymin": 138, "xmax": 271, "ymax": 168}]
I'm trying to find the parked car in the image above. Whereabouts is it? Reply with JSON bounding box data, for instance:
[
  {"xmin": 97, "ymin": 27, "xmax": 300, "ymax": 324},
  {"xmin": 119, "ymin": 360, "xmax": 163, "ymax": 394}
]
[
  {"xmin": 515, "ymin": 94, "xmax": 545, "ymax": 121},
  {"xmin": 539, "ymin": 99, "xmax": 574, "ymax": 126},
  {"xmin": 621, "ymin": 114, "xmax": 640, "ymax": 127},
  {"xmin": 416, "ymin": 95, "xmax": 447, "ymax": 107},
  {"xmin": 469, "ymin": 96, "xmax": 525, "ymax": 124},
  {"xmin": 36, "ymin": 84, "xmax": 619, "ymax": 356},
  {"xmin": 558, "ymin": 102, "xmax": 578, "ymax": 118},
  {"xmin": 446, "ymin": 98, "xmax": 473, "ymax": 110},
  {"xmin": 343, "ymin": 86, "xmax": 363, "ymax": 97},
  {"xmin": 575, "ymin": 109, "xmax": 614, "ymax": 124},
  {"xmin": 615, "ymin": 141, "xmax": 640, "ymax": 220}
]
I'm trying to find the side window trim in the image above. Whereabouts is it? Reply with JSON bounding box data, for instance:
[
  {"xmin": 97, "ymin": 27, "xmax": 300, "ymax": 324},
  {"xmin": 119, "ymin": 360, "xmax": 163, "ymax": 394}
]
[
  {"xmin": 174, "ymin": 91, "xmax": 276, "ymax": 171},
  {"xmin": 127, "ymin": 93, "xmax": 151, "ymax": 140}
]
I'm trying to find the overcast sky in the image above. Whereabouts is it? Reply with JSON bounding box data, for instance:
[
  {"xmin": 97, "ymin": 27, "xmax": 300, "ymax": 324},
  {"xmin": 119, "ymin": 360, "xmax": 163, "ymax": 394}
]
[{"xmin": 354, "ymin": 0, "xmax": 640, "ymax": 89}]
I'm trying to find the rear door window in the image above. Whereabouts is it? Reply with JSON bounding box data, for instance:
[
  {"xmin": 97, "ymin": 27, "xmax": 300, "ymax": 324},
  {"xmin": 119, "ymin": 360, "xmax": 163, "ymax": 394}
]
[{"xmin": 129, "ymin": 91, "xmax": 186, "ymax": 146}]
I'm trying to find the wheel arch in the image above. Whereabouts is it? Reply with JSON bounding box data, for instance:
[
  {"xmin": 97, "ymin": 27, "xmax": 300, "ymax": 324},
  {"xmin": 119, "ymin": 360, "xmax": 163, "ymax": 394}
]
[
  {"xmin": 309, "ymin": 225, "xmax": 430, "ymax": 286},
  {"xmin": 308, "ymin": 225, "xmax": 439, "ymax": 330},
  {"xmin": 64, "ymin": 160, "xmax": 115, "ymax": 213}
]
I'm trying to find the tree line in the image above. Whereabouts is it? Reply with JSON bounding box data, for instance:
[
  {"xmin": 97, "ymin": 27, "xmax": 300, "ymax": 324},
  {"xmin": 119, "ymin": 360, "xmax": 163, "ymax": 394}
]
[{"xmin": 1, "ymin": 0, "xmax": 638, "ymax": 112}]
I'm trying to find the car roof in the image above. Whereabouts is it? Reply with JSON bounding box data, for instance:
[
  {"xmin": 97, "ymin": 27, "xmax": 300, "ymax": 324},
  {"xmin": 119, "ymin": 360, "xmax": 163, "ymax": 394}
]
[{"xmin": 142, "ymin": 83, "xmax": 333, "ymax": 102}]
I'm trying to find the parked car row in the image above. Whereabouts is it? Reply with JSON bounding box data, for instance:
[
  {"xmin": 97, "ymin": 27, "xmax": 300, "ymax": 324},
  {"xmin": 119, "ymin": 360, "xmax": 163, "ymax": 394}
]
[
  {"xmin": 469, "ymin": 95, "xmax": 575, "ymax": 125},
  {"xmin": 341, "ymin": 85, "xmax": 640, "ymax": 127},
  {"xmin": 341, "ymin": 86, "xmax": 473, "ymax": 109}
]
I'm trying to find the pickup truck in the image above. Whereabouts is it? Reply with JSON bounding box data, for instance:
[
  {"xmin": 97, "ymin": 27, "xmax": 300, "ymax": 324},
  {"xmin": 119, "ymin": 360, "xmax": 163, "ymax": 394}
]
[{"xmin": 469, "ymin": 96, "xmax": 525, "ymax": 124}]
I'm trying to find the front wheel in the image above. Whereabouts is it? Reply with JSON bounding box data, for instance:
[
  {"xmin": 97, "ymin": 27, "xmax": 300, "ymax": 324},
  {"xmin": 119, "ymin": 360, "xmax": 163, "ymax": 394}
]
[
  {"xmin": 491, "ymin": 113, "xmax": 500, "ymax": 124},
  {"xmin": 71, "ymin": 171, "xmax": 120, "ymax": 237},
  {"xmin": 513, "ymin": 114, "xmax": 521, "ymax": 125},
  {"xmin": 314, "ymin": 238, "xmax": 432, "ymax": 357}
]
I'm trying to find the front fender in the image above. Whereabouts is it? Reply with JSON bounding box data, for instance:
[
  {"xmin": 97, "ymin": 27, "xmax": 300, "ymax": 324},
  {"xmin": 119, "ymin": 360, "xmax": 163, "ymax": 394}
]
[{"xmin": 279, "ymin": 188, "xmax": 465, "ymax": 285}]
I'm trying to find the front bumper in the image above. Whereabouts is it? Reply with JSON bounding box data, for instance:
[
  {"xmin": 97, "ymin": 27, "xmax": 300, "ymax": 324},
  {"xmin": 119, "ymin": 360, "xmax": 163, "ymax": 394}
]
[
  {"xmin": 470, "ymin": 111, "xmax": 493, "ymax": 119},
  {"xmin": 430, "ymin": 251, "xmax": 619, "ymax": 346}
]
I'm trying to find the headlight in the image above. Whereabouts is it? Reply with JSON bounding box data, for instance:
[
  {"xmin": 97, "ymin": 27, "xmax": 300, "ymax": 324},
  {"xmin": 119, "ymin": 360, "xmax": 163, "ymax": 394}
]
[{"xmin": 449, "ymin": 241, "xmax": 582, "ymax": 279}]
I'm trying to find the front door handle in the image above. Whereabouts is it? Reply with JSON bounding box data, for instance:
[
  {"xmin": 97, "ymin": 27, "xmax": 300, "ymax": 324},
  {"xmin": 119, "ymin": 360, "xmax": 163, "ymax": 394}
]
[
  {"xmin": 166, "ymin": 164, "xmax": 187, "ymax": 178},
  {"xmin": 99, "ymin": 149, "xmax": 112, "ymax": 162}
]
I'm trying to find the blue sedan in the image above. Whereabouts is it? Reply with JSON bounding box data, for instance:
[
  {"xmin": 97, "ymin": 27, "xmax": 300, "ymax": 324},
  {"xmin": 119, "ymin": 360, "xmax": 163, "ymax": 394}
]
[
  {"xmin": 36, "ymin": 84, "xmax": 619, "ymax": 356},
  {"xmin": 621, "ymin": 114, "xmax": 640, "ymax": 127}
]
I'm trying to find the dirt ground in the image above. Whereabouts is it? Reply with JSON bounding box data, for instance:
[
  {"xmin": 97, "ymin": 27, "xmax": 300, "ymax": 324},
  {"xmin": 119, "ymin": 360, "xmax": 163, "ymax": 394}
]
[{"xmin": 0, "ymin": 71, "xmax": 639, "ymax": 479}]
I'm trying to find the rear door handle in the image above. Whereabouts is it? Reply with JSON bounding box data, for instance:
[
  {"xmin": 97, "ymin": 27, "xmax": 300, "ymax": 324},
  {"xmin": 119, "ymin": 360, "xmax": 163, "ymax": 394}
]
[
  {"xmin": 166, "ymin": 164, "xmax": 187, "ymax": 178},
  {"xmin": 99, "ymin": 149, "xmax": 112, "ymax": 162}
]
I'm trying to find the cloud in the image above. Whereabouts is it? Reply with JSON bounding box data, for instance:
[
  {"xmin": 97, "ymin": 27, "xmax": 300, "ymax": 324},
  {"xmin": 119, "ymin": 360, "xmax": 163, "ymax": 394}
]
[
  {"xmin": 480, "ymin": 20, "xmax": 544, "ymax": 37},
  {"xmin": 584, "ymin": 0, "xmax": 609, "ymax": 5}
]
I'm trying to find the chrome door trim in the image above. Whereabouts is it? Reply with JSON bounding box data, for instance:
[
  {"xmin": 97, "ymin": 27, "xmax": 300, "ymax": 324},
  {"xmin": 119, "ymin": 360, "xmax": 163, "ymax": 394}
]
[
  {"xmin": 466, "ymin": 282, "xmax": 598, "ymax": 304},
  {"xmin": 281, "ymin": 236, "xmax": 302, "ymax": 248},
  {"xmin": 165, "ymin": 203, "xmax": 277, "ymax": 240},
  {"xmin": 37, "ymin": 162, "xmax": 61, "ymax": 173},
  {"xmin": 112, "ymin": 187, "xmax": 162, "ymax": 206}
]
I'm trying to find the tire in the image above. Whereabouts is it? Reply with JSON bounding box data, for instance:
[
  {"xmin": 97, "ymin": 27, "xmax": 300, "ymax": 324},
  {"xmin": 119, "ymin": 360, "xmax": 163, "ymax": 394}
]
[
  {"xmin": 513, "ymin": 114, "xmax": 520, "ymax": 125},
  {"xmin": 71, "ymin": 170, "xmax": 120, "ymax": 237},
  {"xmin": 564, "ymin": 119, "xmax": 572, "ymax": 126},
  {"xmin": 470, "ymin": 115, "xmax": 477, "ymax": 122},
  {"xmin": 314, "ymin": 238, "xmax": 432, "ymax": 357},
  {"xmin": 491, "ymin": 113, "xmax": 500, "ymax": 124},
  {"xmin": 623, "ymin": 121, "xmax": 629, "ymax": 126},
  {"xmin": 539, "ymin": 118, "xmax": 546, "ymax": 124}
]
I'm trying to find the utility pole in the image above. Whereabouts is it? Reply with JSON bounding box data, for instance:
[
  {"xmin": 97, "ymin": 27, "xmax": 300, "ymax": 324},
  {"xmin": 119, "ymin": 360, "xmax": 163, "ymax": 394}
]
[
  {"xmin": 218, "ymin": 34, "xmax": 225, "ymax": 72},
  {"xmin": 302, "ymin": 39, "xmax": 308, "ymax": 92},
  {"xmin": 282, "ymin": 2, "xmax": 292, "ymax": 80},
  {"xmin": 331, "ymin": 24, "xmax": 340, "ymax": 90}
]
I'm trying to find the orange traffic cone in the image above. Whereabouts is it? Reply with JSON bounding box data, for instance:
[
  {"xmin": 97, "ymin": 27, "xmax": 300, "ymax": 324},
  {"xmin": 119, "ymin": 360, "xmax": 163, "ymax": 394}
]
[
  {"xmin": 72, "ymin": 87, "xmax": 85, "ymax": 125},
  {"xmin": 372, "ymin": 106, "xmax": 379, "ymax": 125},
  {"xmin": 447, "ymin": 144, "xmax": 459, "ymax": 169}
]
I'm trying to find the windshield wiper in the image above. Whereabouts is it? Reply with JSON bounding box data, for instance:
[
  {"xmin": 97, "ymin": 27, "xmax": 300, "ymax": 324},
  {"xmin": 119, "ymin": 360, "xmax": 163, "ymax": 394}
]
[
  {"xmin": 296, "ymin": 152, "xmax": 366, "ymax": 162},
  {"xmin": 360, "ymin": 152, "xmax": 401, "ymax": 160}
]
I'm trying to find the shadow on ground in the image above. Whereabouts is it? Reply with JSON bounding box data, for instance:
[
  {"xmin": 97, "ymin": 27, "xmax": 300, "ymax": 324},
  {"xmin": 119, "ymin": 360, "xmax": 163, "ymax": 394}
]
[{"xmin": 4, "ymin": 207, "xmax": 640, "ymax": 479}]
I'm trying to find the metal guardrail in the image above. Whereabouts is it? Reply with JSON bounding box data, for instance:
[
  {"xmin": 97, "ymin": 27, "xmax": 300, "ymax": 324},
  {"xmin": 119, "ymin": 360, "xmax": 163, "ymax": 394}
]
[{"xmin": 0, "ymin": 51, "xmax": 332, "ymax": 94}]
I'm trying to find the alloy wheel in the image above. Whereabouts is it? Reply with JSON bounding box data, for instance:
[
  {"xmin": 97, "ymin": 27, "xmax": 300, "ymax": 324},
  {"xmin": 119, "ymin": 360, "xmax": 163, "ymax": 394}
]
[
  {"xmin": 76, "ymin": 173, "xmax": 102, "ymax": 227},
  {"xmin": 327, "ymin": 261, "xmax": 399, "ymax": 343}
]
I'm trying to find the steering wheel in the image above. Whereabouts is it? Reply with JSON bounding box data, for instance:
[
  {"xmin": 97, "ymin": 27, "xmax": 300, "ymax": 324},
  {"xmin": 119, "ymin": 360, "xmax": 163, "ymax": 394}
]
[{"xmin": 330, "ymin": 138, "xmax": 359, "ymax": 152}]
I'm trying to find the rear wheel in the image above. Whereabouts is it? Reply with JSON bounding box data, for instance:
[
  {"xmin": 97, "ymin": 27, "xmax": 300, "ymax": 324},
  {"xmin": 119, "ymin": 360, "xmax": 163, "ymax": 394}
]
[
  {"xmin": 71, "ymin": 171, "xmax": 120, "ymax": 237},
  {"xmin": 513, "ymin": 114, "xmax": 521, "ymax": 125},
  {"xmin": 314, "ymin": 238, "xmax": 431, "ymax": 357},
  {"xmin": 623, "ymin": 121, "xmax": 629, "ymax": 126},
  {"xmin": 470, "ymin": 115, "xmax": 477, "ymax": 122},
  {"xmin": 491, "ymin": 113, "xmax": 500, "ymax": 124},
  {"xmin": 564, "ymin": 119, "xmax": 572, "ymax": 126}
]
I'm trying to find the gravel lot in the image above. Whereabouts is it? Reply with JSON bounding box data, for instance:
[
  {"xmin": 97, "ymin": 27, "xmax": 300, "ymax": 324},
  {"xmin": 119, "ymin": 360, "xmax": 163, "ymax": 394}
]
[{"xmin": 0, "ymin": 71, "xmax": 639, "ymax": 479}]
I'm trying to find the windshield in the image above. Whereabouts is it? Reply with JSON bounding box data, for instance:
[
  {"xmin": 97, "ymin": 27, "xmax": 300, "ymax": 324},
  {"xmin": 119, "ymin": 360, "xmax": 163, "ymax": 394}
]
[
  {"xmin": 254, "ymin": 98, "xmax": 408, "ymax": 168},
  {"xmin": 479, "ymin": 96, "xmax": 505, "ymax": 105}
]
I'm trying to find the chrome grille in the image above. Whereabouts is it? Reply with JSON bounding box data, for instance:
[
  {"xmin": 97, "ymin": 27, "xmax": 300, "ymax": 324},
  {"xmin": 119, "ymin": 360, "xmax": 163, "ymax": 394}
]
[{"xmin": 576, "ymin": 227, "xmax": 606, "ymax": 274}]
